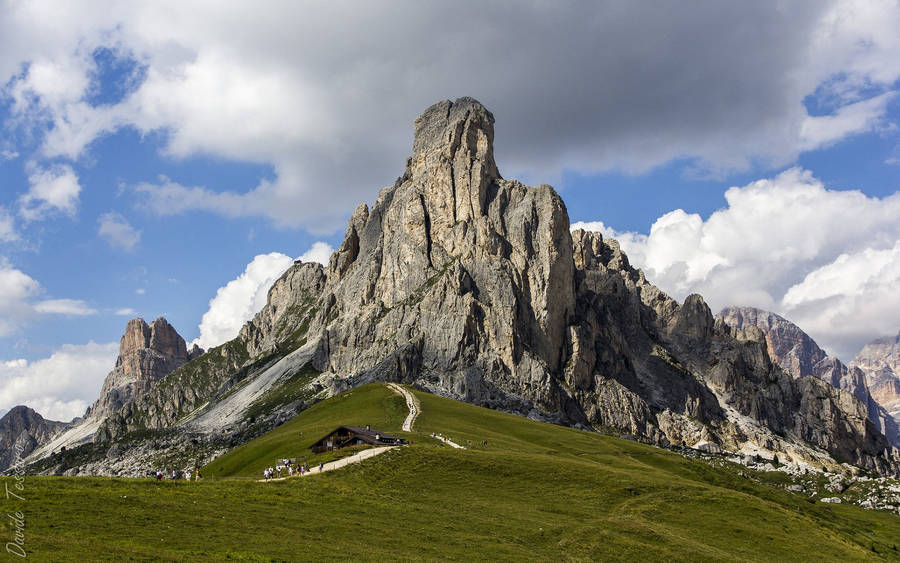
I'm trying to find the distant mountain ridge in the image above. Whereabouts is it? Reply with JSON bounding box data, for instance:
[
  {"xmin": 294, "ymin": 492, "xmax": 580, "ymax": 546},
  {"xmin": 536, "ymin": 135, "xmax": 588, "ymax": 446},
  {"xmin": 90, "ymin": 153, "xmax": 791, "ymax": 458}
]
[
  {"xmin": 852, "ymin": 330, "xmax": 900, "ymax": 426},
  {"xmin": 719, "ymin": 306, "xmax": 900, "ymax": 449},
  {"xmin": 0, "ymin": 406, "xmax": 67, "ymax": 472}
]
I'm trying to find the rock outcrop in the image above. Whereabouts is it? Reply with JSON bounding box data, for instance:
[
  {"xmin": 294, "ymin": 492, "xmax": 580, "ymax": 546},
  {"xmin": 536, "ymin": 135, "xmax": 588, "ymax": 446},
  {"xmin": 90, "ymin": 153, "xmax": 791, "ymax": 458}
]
[
  {"xmin": 0, "ymin": 406, "xmax": 67, "ymax": 472},
  {"xmin": 719, "ymin": 307, "xmax": 827, "ymax": 378},
  {"xmin": 720, "ymin": 306, "xmax": 900, "ymax": 449},
  {"xmin": 852, "ymin": 331, "xmax": 900, "ymax": 426},
  {"xmin": 68, "ymin": 98, "xmax": 900, "ymax": 476},
  {"xmin": 87, "ymin": 317, "xmax": 195, "ymax": 422}
]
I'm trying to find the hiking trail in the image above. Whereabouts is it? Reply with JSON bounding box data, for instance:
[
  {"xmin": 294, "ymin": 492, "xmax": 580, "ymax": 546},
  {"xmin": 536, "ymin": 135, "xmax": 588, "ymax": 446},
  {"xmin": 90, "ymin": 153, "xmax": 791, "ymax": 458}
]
[
  {"xmin": 387, "ymin": 383, "xmax": 420, "ymax": 432},
  {"xmin": 258, "ymin": 446, "xmax": 397, "ymax": 482}
]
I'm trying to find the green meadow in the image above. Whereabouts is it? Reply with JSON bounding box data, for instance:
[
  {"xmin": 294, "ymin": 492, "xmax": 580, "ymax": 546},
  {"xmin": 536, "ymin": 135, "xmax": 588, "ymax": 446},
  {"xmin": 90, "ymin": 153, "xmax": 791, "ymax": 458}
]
[{"xmin": 3, "ymin": 383, "xmax": 898, "ymax": 561}]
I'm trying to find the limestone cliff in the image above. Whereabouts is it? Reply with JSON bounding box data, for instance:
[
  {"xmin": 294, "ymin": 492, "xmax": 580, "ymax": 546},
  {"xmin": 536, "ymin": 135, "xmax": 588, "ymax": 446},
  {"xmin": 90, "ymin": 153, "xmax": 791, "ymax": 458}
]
[
  {"xmin": 719, "ymin": 306, "xmax": 900, "ymax": 449},
  {"xmin": 88, "ymin": 317, "xmax": 195, "ymax": 422}
]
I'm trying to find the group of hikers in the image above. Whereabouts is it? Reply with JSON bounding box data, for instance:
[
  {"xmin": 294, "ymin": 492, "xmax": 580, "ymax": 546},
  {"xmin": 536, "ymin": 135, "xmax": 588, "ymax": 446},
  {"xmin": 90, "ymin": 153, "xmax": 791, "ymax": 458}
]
[
  {"xmin": 262, "ymin": 459, "xmax": 325, "ymax": 480},
  {"xmin": 153, "ymin": 467, "xmax": 201, "ymax": 481}
]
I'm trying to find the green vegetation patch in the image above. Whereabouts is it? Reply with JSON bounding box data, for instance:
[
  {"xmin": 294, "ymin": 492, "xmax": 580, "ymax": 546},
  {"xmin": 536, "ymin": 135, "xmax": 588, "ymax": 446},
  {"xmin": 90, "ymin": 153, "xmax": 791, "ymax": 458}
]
[
  {"xmin": 8, "ymin": 384, "xmax": 900, "ymax": 561},
  {"xmin": 203, "ymin": 383, "xmax": 407, "ymax": 478}
]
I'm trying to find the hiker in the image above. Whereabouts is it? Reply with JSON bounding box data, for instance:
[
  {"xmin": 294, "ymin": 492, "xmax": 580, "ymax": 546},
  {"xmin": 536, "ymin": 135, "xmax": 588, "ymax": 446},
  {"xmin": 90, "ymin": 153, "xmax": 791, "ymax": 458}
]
[
  {"xmin": 155, "ymin": 470, "xmax": 162, "ymax": 481},
  {"xmin": 263, "ymin": 468, "xmax": 269, "ymax": 480},
  {"xmin": 319, "ymin": 462, "xmax": 324, "ymax": 472},
  {"xmin": 185, "ymin": 470, "xmax": 191, "ymax": 481}
]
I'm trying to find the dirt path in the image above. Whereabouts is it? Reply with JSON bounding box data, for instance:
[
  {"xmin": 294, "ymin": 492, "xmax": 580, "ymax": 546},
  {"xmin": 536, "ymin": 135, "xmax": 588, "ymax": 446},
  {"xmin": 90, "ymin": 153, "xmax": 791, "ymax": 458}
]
[
  {"xmin": 257, "ymin": 446, "xmax": 396, "ymax": 482},
  {"xmin": 387, "ymin": 383, "xmax": 420, "ymax": 432},
  {"xmin": 432, "ymin": 433, "xmax": 466, "ymax": 449}
]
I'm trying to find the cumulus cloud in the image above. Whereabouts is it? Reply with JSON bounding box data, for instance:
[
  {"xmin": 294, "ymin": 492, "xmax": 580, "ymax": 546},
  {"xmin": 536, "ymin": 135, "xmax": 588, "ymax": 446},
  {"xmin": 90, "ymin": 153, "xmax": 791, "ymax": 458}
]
[
  {"xmin": 2, "ymin": 2, "xmax": 900, "ymax": 231},
  {"xmin": 297, "ymin": 241, "xmax": 333, "ymax": 265},
  {"xmin": 193, "ymin": 252, "xmax": 294, "ymax": 350},
  {"xmin": 193, "ymin": 241, "xmax": 332, "ymax": 349},
  {"xmin": 0, "ymin": 341, "xmax": 118, "ymax": 421},
  {"xmin": 97, "ymin": 211, "xmax": 141, "ymax": 251},
  {"xmin": 19, "ymin": 163, "xmax": 82, "ymax": 221},
  {"xmin": 780, "ymin": 242, "xmax": 900, "ymax": 352},
  {"xmin": 0, "ymin": 260, "xmax": 41, "ymax": 337},
  {"xmin": 573, "ymin": 168, "xmax": 900, "ymax": 359}
]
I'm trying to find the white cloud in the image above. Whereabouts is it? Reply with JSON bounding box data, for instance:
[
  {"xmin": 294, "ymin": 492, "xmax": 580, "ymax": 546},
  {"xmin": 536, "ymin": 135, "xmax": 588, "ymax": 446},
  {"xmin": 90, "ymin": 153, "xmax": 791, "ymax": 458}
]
[
  {"xmin": 297, "ymin": 241, "xmax": 333, "ymax": 265},
  {"xmin": 0, "ymin": 260, "xmax": 41, "ymax": 337},
  {"xmin": 0, "ymin": 259, "xmax": 99, "ymax": 336},
  {"xmin": 779, "ymin": 241, "xmax": 900, "ymax": 352},
  {"xmin": 115, "ymin": 308, "xmax": 137, "ymax": 316},
  {"xmin": 799, "ymin": 92, "xmax": 896, "ymax": 151},
  {"xmin": 0, "ymin": 341, "xmax": 118, "ymax": 421},
  {"xmin": 573, "ymin": 168, "xmax": 900, "ymax": 359},
  {"xmin": 19, "ymin": 164, "xmax": 82, "ymax": 221},
  {"xmin": 193, "ymin": 252, "xmax": 294, "ymax": 350},
  {"xmin": 33, "ymin": 299, "xmax": 97, "ymax": 316},
  {"xmin": 135, "ymin": 288, "xmax": 145, "ymax": 295},
  {"xmin": 0, "ymin": 207, "xmax": 17, "ymax": 242},
  {"xmin": 97, "ymin": 211, "xmax": 141, "ymax": 251},
  {"xmin": 2, "ymin": 2, "xmax": 900, "ymax": 231}
]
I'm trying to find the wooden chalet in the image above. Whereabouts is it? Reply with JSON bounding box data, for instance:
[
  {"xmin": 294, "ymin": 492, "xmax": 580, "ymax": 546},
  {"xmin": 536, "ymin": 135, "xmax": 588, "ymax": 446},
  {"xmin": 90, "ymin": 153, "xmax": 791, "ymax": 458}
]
[{"xmin": 310, "ymin": 425, "xmax": 406, "ymax": 453}]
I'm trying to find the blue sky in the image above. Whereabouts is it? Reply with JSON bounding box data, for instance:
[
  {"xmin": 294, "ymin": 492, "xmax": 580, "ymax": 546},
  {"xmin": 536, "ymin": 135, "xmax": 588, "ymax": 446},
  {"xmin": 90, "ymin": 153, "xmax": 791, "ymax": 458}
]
[{"xmin": 1, "ymin": 1, "xmax": 899, "ymax": 420}]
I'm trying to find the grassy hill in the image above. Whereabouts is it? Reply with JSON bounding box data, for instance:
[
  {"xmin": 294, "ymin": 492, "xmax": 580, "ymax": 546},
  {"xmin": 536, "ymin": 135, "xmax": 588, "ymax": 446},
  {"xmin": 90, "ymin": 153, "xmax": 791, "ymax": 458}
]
[{"xmin": 5, "ymin": 383, "xmax": 899, "ymax": 561}]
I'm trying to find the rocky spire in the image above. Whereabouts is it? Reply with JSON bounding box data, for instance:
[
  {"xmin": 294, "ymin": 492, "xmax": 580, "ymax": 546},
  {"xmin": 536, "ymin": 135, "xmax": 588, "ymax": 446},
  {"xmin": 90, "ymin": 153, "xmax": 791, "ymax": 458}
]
[
  {"xmin": 409, "ymin": 98, "xmax": 502, "ymax": 251},
  {"xmin": 88, "ymin": 317, "xmax": 192, "ymax": 421}
]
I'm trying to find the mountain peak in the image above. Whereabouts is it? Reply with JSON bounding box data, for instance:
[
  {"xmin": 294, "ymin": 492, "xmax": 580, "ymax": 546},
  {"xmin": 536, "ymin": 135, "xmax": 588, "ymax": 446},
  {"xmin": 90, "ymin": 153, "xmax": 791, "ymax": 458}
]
[
  {"xmin": 412, "ymin": 97, "xmax": 496, "ymax": 165},
  {"xmin": 118, "ymin": 316, "xmax": 187, "ymax": 363}
]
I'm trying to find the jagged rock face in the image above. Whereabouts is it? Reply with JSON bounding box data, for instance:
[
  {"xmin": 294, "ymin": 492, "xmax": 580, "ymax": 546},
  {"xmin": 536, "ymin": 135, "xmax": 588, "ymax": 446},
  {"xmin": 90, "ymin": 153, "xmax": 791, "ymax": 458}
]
[
  {"xmin": 88, "ymin": 318, "xmax": 193, "ymax": 422},
  {"xmin": 719, "ymin": 307, "xmax": 900, "ymax": 449},
  {"xmin": 852, "ymin": 331, "xmax": 900, "ymax": 425},
  {"xmin": 241, "ymin": 263, "xmax": 327, "ymax": 358},
  {"xmin": 719, "ymin": 307, "xmax": 827, "ymax": 378},
  {"xmin": 307, "ymin": 97, "xmax": 575, "ymax": 410},
  {"xmin": 0, "ymin": 406, "xmax": 67, "ymax": 472},
  {"xmin": 88, "ymin": 98, "xmax": 900, "ymax": 476},
  {"xmin": 566, "ymin": 234, "xmax": 900, "ymax": 471}
]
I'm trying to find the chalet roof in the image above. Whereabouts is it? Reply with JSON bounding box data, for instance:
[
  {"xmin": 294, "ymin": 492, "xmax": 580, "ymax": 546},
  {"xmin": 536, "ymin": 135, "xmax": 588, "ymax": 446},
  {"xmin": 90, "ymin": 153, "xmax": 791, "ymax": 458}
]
[
  {"xmin": 310, "ymin": 425, "xmax": 403, "ymax": 449},
  {"xmin": 341, "ymin": 425, "xmax": 398, "ymax": 440}
]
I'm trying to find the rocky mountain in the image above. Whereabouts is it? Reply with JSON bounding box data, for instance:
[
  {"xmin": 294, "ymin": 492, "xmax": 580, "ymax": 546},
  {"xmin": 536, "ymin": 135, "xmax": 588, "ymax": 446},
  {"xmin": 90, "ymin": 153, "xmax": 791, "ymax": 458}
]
[
  {"xmin": 24, "ymin": 97, "xmax": 900, "ymax": 477},
  {"xmin": 20, "ymin": 317, "xmax": 200, "ymax": 465},
  {"xmin": 852, "ymin": 331, "xmax": 900, "ymax": 425},
  {"xmin": 719, "ymin": 306, "xmax": 900, "ymax": 449},
  {"xmin": 87, "ymin": 317, "xmax": 198, "ymax": 422},
  {"xmin": 0, "ymin": 406, "xmax": 67, "ymax": 472},
  {"xmin": 718, "ymin": 307, "xmax": 827, "ymax": 378}
]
